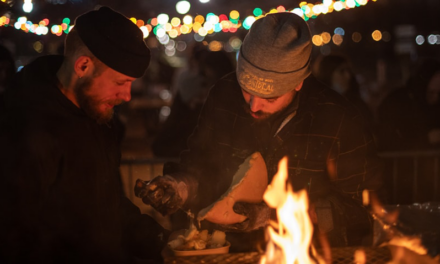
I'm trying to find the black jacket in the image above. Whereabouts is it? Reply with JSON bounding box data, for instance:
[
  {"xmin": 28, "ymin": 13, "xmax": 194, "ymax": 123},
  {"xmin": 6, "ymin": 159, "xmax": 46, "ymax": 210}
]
[{"xmin": 0, "ymin": 55, "xmax": 167, "ymax": 263}]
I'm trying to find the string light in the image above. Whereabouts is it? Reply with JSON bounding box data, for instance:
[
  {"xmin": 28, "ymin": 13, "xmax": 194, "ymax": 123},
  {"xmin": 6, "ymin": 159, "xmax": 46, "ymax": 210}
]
[{"xmin": 1, "ymin": 0, "xmax": 377, "ymax": 39}]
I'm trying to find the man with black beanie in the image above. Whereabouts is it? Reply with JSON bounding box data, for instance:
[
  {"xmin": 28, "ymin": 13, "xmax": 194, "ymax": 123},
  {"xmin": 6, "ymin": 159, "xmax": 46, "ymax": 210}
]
[
  {"xmin": 0, "ymin": 6, "xmax": 167, "ymax": 263},
  {"xmin": 137, "ymin": 12, "xmax": 383, "ymax": 251}
]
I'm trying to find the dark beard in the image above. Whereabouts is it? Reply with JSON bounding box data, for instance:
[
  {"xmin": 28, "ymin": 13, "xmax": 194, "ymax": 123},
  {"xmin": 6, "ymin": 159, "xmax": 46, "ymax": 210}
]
[
  {"xmin": 243, "ymin": 102, "xmax": 290, "ymax": 124},
  {"xmin": 75, "ymin": 77, "xmax": 114, "ymax": 124}
]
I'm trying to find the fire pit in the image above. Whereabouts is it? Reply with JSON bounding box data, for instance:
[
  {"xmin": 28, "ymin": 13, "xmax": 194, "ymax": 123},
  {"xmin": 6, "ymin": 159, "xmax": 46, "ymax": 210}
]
[
  {"xmin": 164, "ymin": 158, "xmax": 440, "ymax": 263},
  {"xmin": 164, "ymin": 246, "xmax": 392, "ymax": 264}
]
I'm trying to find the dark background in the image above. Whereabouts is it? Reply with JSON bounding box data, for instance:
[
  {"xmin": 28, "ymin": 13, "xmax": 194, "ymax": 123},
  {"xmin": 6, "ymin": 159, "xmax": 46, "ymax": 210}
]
[{"xmin": 1, "ymin": 0, "xmax": 440, "ymax": 68}]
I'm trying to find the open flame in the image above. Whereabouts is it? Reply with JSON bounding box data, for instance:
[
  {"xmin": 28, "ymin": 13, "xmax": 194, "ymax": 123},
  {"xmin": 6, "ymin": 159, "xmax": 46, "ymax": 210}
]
[
  {"xmin": 259, "ymin": 157, "xmax": 438, "ymax": 264},
  {"xmin": 260, "ymin": 157, "xmax": 317, "ymax": 264}
]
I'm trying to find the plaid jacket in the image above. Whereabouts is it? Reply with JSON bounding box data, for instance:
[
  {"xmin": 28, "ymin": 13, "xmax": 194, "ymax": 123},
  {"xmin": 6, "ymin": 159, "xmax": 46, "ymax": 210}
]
[{"xmin": 166, "ymin": 72, "xmax": 383, "ymax": 214}]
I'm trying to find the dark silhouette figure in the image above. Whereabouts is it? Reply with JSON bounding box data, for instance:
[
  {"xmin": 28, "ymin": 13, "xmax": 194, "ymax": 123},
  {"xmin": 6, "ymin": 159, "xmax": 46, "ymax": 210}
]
[
  {"xmin": 376, "ymin": 58, "xmax": 440, "ymax": 204},
  {"xmin": 0, "ymin": 44, "xmax": 16, "ymax": 110},
  {"xmin": 376, "ymin": 58, "xmax": 440, "ymax": 151},
  {"xmin": 152, "ymin": 46, "xmax": 234, "ymax": 158},
  {"xmin": 314, "ymin": 53, "xmax": 373, "ymax": 125}
]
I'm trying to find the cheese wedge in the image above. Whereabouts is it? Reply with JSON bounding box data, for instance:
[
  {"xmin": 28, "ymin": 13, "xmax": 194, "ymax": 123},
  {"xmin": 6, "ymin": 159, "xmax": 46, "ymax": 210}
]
[{"xmin": 197, "ymin": 152, "xmax": 268, "ymax": 225}]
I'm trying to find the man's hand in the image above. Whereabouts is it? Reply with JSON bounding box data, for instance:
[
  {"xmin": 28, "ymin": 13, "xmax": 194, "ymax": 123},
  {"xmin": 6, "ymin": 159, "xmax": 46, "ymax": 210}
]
[
  {"xmin": 217, "ymin": 202, "xmax": 272, "ymax": 232},
  {"xmin": 134, "ymin": 175, "xmax": 188, "ymax": 216}
]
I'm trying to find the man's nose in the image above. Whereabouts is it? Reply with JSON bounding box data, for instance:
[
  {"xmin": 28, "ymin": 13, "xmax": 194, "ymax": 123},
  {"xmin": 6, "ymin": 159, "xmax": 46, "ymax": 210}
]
[
  {"xmin": 249, "ymin": 96, "xmax": 263, "ymax": 112},
  {"xmin": 117, "ymin": 84, "xmax": 132, "ymax": 102}
]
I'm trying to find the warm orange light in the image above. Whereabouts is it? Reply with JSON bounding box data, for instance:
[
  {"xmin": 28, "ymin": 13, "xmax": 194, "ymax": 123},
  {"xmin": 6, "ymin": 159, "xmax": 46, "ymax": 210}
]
[
  {"xmin": 136, "ymin": 19, "xmax": 145, "ymax": 27},
  {"xmin": 372, "ymin": 30, "xmax": 382, "ymax": 41},
  {"xmin": 208, "ymin": 40, "xmax": 223, "ymax": 51},
  {"xmin": 312, "ymin": 35, "xmax": 323, "ymax": 46},
  {"xmin": 260, "ymin": 157, "xmax": 318, "ymax": 264}
]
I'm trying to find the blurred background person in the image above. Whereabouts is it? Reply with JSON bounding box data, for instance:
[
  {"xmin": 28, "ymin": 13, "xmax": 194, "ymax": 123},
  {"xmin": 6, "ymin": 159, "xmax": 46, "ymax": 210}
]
[
  {"xmin": 375, "ymin": 58, "xmax": 440, "ymax": 204},
  {"xmin": 376, "ymin": 58, "xmax": 440, "ymax": 151},
  {"xmin": 0, "ymin": 44, "xmax": 16, "ymax": 110},
  {"xmin": 152, "ymin": 44, "xmax": 234, "ymax": 158},
  {"xmin": 313, "ymin": 53, "xmax": 373, "ymax": 126}
]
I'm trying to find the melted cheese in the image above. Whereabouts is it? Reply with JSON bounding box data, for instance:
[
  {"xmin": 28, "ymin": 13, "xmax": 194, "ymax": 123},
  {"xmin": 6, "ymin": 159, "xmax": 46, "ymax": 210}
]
[{"xmin": 197, "ymin": 152, "xmax": 268, "ymax": 225}]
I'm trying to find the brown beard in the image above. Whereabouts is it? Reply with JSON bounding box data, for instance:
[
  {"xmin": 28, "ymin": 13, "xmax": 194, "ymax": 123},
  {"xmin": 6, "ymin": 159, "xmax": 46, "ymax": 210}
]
[
  {"xmin": 242, "ymin": 90, "xmax": 298, "ymax": 123},
  {"xmin": 243, "ymin": 103, "xmax": 289, "ymax": 123},
  {"xmin": 245, "ymin": 108, "xmax": 271, "ymax": 121},
  {"xmin": 74, "ymin": 77, "xmax": 118, "ymax": 124}
]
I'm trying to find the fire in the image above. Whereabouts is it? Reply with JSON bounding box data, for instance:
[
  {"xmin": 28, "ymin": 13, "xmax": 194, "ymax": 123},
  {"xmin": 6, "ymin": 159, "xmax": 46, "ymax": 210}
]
[{"xmin": 260, "ymin": 157, "xmax": 317, "ymax": 264}]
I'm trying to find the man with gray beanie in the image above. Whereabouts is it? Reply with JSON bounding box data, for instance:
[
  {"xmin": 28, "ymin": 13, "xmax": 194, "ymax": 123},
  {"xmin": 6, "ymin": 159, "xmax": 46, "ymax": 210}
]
[
  {"xmin": 0, "ymin": 6, "xmax": 168, "ymax": 263},
  {"xmin": 137, "ymin": 12, "xmax": 382, "ymax": 251}
]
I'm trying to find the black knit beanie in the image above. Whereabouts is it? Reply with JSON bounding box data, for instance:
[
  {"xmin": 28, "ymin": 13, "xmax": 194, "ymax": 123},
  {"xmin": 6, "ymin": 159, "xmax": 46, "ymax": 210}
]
[{"xmin": 74, "ymin": 6, "xmax": 150, "ymax": 78}]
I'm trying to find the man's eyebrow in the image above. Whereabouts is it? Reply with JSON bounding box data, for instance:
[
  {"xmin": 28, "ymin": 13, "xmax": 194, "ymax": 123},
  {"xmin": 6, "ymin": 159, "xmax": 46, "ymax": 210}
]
[
  {"xmin": 266, "ymin": 96, "xmax": 279, "ymax": 100},
  {"xmin": 118, "ymin": 78, "xmax": 135, "ymax": 82}
]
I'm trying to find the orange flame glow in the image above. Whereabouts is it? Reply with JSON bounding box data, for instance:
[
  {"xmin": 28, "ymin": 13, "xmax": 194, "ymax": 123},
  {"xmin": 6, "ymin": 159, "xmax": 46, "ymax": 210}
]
[{"xmin": 260, "ymin": 157, "xmax": 317, "ymax": 264}]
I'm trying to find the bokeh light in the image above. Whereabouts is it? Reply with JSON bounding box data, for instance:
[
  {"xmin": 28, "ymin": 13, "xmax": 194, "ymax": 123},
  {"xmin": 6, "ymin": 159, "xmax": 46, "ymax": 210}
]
[
  {"xmin": 150, "ymin": 18, "xmax": 158, "ymax": 26},
  {"xmin": 291, "ymin": 8, "xmax": 304, "ymax": 18},
  {"xmin": 194, "ymin": 33, "xmax": 204, "ymax": 42},
  {"xmin": 346, "ymin": 0, "xmax": 356, "ymax": 8},
  {"xmin": 193, "ymin": 22, "xmax": 202, "ymax": 32},
  {"xmin": 194, "ymin": 15, "xmax": 204, "ymax": 24},
  {"xmin": 176, "ymin": 41, "xmax": 187, "ymax": 51},
  {"xmin": 323, "ymin": 0, "xmax": 332, "ymax": 6},
  {"xmin": 23, "ymin": 0, "xmax": 33, "ymax": 13},
  {"xmin": 277, "ymin": 6, "xmax": 286, "ymax": 12},
  {"xmin": 352, "ymin": 32, "xmax": 362, "ymax": 42},
  {"xmin": 33, "ymin": 41, "xmax": 43, "ymax": 53},
  {"xmin": 156, "ymin": 27, "xmax": 166, "ymax": 38},
  {"xmin": 198, "ymin": 27, "xmax": 208, "ymax": 36},
  {"xmin": 176, "ymin": 1, "xmax": 191, "ymax": 15},
  {"xmin": 372, "ymin": 30, "xmax": 382, "ymax": 41},
  {"xmin": 321, "ymin": 32, "xmax": 331, "ymax": 44},
  {"xmin": 183, "ymin": 15, "xmax": 192, "ymax": 25},
  {"xmin": 206, "ymin": 13, "xmax": 219, "ymax": 24},
  {"xmin": 332, "ymin": 34, "xmax": 343, "ymax": 45},
  {"xmin": 180, "ymin": 25, "xmax": 190, "ymax": 34},
  {"xmin": 243, "ymin": 16, "xmax": 256, "ymax": 30},
  {"xmin": 230, "ymin": 10, "xmax": 240, "ymax": 20},
  {"xmin": 334, "ymin": 27, "xmax": 345, "ymax": 36},
  {"xmin": 415, "ymin": 35, "xmax": 425, "ymax": 45},
  {"xmin": 253, "ymin": 8, "xmax": 263, "ymax": 16},
  {"xmin": 312, "ymin": 35, "xmax": 323, "ymax": 46},
  {"xmin": 208, "ymin": 41, "xmax": 223, "ymax": 51},
  {"xmin": 171, "ymin": 17, "xmax": 181, "ymax": 27},
  {"xmin": 229, "ymin": 36, "xmax": 242, "ymax": 50},
  {"xmin": 428, "ymin": 34, "xmax": 437, "ymax": 45},
  {"xmin": 157, "ymin": 13, "xmax": 169, "ymax": 25},
  {"xmin": 333, "ymin": 1, "xmax": 343, "ymax": 11},
  {"xmin": 140, "ymin": 26, "xmax": 149, "ymax": 38},
  {"xmin": 203, "ymin": 21, "xmax": 213, "ymax": 31}
]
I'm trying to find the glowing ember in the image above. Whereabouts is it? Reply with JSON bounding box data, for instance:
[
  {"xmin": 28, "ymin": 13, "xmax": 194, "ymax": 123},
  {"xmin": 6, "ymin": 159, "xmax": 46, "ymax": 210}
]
[
  {"xmin": 260, "ymin": 157, "xmax": 318, "ymax": 264},
  {"xmin": 354, "ymin": 249, "xmax": 366, "ymax": 264}
]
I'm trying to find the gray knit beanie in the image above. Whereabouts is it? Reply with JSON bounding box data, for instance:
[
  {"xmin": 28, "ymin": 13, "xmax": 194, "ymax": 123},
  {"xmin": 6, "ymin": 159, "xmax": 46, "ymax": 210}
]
[{"xmin": 237, "ymin": 13, "xmax": 312, "ymax": 98}]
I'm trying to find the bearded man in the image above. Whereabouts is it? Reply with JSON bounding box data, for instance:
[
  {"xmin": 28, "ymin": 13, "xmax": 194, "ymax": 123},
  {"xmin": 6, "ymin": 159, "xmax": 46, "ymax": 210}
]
[
  {"xmin": 137, "ymin": 12, "xmax": 383, "ymax": 252},
  {"xmin": 0, "ymin": 7, "xmax": 168, "ymax": 263}
]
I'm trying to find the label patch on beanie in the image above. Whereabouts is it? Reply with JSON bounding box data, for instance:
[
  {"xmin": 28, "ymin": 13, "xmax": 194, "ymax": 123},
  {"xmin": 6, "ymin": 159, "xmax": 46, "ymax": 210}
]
[{"xmin": 239, "ymin": 72, "xmax": 274, "ymax": 95}]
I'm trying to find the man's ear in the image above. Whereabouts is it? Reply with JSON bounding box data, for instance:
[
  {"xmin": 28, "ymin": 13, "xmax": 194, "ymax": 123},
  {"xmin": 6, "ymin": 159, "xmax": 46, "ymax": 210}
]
[
  {"xmin": 74, "ymin": 56, "xmax": 92, "ymax": 79},
  {"xmin": 294, "ymin": 81, "xmax": 304, "ymax": 92}
]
